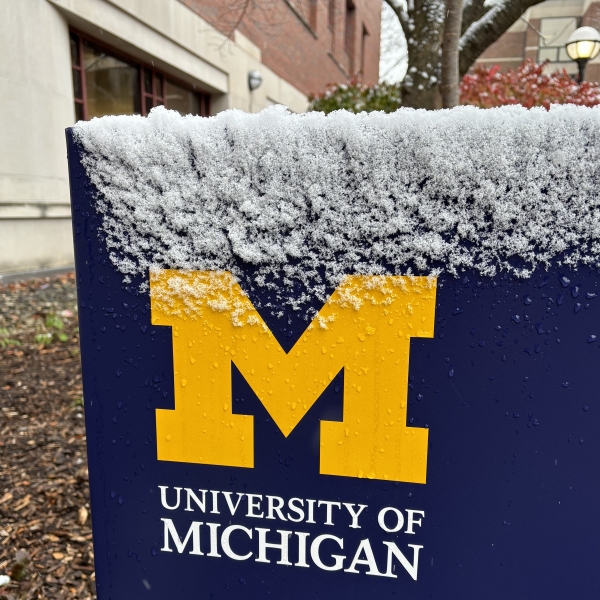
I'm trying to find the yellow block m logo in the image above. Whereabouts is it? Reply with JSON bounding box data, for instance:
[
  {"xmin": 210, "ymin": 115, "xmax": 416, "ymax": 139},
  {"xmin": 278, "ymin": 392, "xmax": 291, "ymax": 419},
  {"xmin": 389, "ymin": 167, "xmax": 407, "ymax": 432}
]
[{"xmin": 151, "ymin": 271, "xmax": 436, "ymax": 483}]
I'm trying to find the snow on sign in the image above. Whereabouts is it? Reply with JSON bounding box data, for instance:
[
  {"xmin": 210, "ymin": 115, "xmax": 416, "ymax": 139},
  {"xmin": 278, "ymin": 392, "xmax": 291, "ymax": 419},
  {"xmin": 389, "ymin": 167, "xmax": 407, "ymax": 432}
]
[{"xmin": 68, "ymin": 106, "xmax": 600, "ymax": 599}]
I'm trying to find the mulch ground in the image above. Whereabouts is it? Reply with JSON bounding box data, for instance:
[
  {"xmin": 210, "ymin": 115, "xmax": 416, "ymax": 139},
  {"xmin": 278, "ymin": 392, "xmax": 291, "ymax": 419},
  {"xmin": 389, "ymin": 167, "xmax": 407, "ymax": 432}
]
[{"xmin": 0, "ymin": 274, "xmax": 95, "ymax": 600}]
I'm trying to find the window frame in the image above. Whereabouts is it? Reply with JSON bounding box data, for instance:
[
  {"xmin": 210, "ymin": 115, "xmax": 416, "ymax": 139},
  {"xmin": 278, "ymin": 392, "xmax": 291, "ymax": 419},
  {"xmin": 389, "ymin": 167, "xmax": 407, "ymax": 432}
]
[
  {"xmin": 537, "ymin": 16, "xmax": 580, "ymax": 65},
  {"xmin": 70, "ymin": 29, "xmax": 210, "ymax": 121}
]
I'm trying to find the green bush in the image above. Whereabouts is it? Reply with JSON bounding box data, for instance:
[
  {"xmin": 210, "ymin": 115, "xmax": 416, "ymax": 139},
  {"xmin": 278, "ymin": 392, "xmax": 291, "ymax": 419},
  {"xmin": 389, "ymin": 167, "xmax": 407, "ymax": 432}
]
[{"xmin": 308, "ymin": 80, "xmax": 402, "ymax": 114}]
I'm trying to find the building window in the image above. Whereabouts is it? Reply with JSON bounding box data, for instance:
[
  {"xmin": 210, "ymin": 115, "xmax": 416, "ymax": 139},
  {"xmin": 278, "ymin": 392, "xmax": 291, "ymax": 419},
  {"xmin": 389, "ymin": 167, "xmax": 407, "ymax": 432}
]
[
  {"xmin": 142, "ymin": 67, "xmax": 164, "ymax": 115},
  {"xmin": 345, "ymin": 0, "xmax": 356, "ymax": 67},
  {"xmin": 70, "ymin": 31, "xmax": 210, "ymax": 121},
  {"xmin": 360, "ymin": 24, "xmax": 369, "ymax": 76},
  {"xmin": 328, "ymin": 0, "xmax": 335, "ymax": 30},
  {"xmin": 538, "ymin": 17, "xmax": 578, "ymax": 65}
]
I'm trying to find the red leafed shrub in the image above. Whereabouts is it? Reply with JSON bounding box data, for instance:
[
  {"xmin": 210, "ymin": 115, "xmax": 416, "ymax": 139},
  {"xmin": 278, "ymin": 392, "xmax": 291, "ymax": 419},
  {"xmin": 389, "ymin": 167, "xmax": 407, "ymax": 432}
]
[{"xmin": 460, "ymin": 59, "xmax": 600, "ymax": 109}]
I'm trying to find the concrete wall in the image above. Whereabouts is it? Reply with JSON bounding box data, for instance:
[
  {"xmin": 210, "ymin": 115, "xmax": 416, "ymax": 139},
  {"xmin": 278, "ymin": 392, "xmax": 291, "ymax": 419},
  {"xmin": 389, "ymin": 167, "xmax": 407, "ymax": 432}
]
[
  {"xmin": 0, "ymin": 0, "xmax": 74, "ymax": 273},
  {"xmin": 0, "ymin": 0, "xmax": 308, "ymax": 275}
]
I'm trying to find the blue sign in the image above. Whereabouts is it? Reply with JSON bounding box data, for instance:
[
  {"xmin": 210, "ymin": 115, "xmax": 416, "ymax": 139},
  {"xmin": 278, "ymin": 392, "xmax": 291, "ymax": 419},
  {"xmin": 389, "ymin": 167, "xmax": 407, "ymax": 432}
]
[{"xmin": 68, "ymin": 130, "xmax": 600, "ymax": 599}]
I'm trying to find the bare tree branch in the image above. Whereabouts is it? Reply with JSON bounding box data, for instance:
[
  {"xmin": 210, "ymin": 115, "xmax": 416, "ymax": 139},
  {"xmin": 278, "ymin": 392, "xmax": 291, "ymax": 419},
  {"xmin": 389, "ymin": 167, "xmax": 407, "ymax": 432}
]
[
  {"xmin": 220, "ymin": 0, "xmax": 252, "ymax": 47},
  {"xmin": 459, "ymin": 0, "xmax": 545, "ymax": 76},
  {"xmin": 441, "ymin": 0, "xmax": 464, "ymax": 108},
  {"xmin": 460, "ymin": 0, "xmax": 488, "ymax": 35},
  {"xmin": 383, "ymin": 0, "xmax": 411, "ymax": 42}
]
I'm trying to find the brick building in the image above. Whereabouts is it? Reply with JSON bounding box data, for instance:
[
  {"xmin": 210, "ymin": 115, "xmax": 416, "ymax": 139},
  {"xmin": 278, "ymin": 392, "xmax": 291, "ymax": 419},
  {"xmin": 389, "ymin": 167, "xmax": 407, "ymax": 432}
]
[
  {"xmin": 0, "ymin": 0, "xmax": 381, "ymax": 277},
  {"xmin": 476, "ymin": 0, "xmax": 600, "ymax": 81},
  {"xmin": 181, "ymin": 0, "xmax": 382, "ymax": 94}
]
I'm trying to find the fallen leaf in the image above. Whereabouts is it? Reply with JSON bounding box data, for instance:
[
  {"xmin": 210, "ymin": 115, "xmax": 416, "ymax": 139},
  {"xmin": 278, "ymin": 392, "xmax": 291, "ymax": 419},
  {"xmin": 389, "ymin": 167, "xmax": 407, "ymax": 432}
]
[{"xmin": 77, "ymin": 506, "xmax": 89, "ymax": 526}]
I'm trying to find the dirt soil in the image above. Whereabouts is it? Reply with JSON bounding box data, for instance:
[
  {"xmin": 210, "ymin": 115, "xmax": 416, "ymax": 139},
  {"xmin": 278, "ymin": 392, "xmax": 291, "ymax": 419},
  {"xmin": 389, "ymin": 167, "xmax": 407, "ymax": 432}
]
[{"xmin": 0, "ymin": 274, "xmax": 95, "ymax": 600}]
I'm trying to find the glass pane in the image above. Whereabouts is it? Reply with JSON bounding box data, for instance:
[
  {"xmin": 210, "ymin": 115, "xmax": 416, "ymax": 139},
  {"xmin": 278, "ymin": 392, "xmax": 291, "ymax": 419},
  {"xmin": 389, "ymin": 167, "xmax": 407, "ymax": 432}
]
[
  {"xmin": 156, "ymin": 74, "xmax": 164, "ymax": 98},
  {"xmin": 200, "ymin": 95, "xmax": 210, "ymax": 117},
  {"xmin": 145, "ymin": 96, "xmax": 154, "ymax": 115},
  {"xmin": 74, "ymin": 101, "xmax": 84, "ymax": 122},
  {"xmin": 540, "ymin": 18, "xmax": 577, "ymax": 48},
  {"xmin": 144, "ymin": 68, "xmax": 153, "ymax": 95},
  {"xmin": 165, "ymin": 79, "xmax": 199, "ymax": 115},
  {"xmin": 558, "ymin": 47, "xmax": 571, "ymax": 62},
  {"xmin": 70, "ymin": 33, "xmax": 80, "ymax": 66},
  {"xmin": 538, "ymin": 48, "xmax": 557, "ymax": 62},
  {"xmin": 83, "ymin": 41, "xmax": 141, "ymax": 118},
  {"xmin": 72, "ymin": 68, "xmax": 82, "ymax": 100}
]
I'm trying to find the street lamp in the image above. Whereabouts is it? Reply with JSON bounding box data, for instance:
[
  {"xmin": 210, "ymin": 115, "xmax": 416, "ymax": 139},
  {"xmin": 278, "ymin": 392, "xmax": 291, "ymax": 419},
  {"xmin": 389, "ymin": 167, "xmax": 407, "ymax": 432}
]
[{"xmin": 565, "ymin": 26, "xmax": 600, "ymax": 82}]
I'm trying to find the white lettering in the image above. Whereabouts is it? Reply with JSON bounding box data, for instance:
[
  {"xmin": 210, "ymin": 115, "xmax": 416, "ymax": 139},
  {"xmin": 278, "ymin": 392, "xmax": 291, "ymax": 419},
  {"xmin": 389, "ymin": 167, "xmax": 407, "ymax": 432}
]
[
  {"xmin": 310, "ymin": 534, "xmax": 345, "ymax": 571},
  {"xmin": 221, "ymin": 525, "xmax": 253, "ymax": 561},
  {"xmin": 222, "ymin": 492, "xmax": 244, "ymax": 516},
  {"xmin": 405, "ymin": 509, "xmax": 425, "ymax": 534},
  {"xmin": 306, "ymin": 499, "xmax": 316, "ymax": 524},
  {"xmin": 255, "ymin": 528, "xmax": 292, "ymax": 565},
  {"xmin": 184, "ymin": 489, "xmax": 207, "ymax": 512},
  {"xmin": 287, "ymin": 498, "xmax": 305, "ymax": 523},
  {"xmin": 161, "ymin": 518, "xmax": 202, "ymax": 555},
  {"xmin": 345, "ymin": 539, "xmax": 384, "ymax": 576},
  {"xmin": 246, "ymin": 494, "xmax": 264, "ymax": 518},
  {"xmin": 383, "ymin": 542, "xmax": 422, "ymax": 581},
  {"xmin": 318, "ymin": 500, "xmax": 342, "ymax": 526},
  {"xmin": 266, "ymin": 495, "xmax": 287, "ymax": 521},
  {"xmin": 378, "ymin": 507, "xmax": 405, "ymax": 533},
  {"xmin": 207, "ymin": 522, "xmax": 221, "ymax": 557},
  {"xmin": 210, "ymin": 490, "xmax": 220, "ymax": 514},
  {"xmin": 295, "ymin": 532, "xmax": 310, "ymax": 568},
  {"xmin": 343, "ymin": 503, "xmax": 367, "ymax": 529},
  {"xmin": 159, "ymin": 486, "xmax": 181, "ymax": 510}
]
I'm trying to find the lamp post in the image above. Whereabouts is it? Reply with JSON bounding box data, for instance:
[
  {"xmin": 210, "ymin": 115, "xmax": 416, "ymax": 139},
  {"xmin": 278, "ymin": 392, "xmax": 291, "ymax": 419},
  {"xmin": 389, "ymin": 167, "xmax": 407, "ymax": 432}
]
[
  {"xmin": 565, "ymin": 26, "xmax": 600, "ymax": 82},
  {"xmin": 248, "ymin": 70, "xmax": 263, "ymax": 91}
]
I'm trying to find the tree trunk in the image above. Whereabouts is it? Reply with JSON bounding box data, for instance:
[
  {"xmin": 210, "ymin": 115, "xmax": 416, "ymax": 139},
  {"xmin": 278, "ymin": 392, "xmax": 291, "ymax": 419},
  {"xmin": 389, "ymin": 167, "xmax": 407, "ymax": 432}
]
[
  {"xmin": 441, "ymin": 0, "xmax": 463, "ymax": 108},
  {"xmin": 401, "ymin": 0, "xmax": 445, "ymax": 110},
  {"xmin": 384, "ymin": 0, "xmax": 547, "ymax": 110}
]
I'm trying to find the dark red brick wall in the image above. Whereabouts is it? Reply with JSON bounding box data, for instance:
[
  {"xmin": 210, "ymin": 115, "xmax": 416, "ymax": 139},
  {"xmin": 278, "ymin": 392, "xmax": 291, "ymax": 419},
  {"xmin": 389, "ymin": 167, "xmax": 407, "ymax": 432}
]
[
  {"xmin": 179, "ymin": 0, "xmax": 381, "ymax": 95},
  {"xmin": 478, "ymin": 30, "xmax": 526, "ymax": 64}
]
